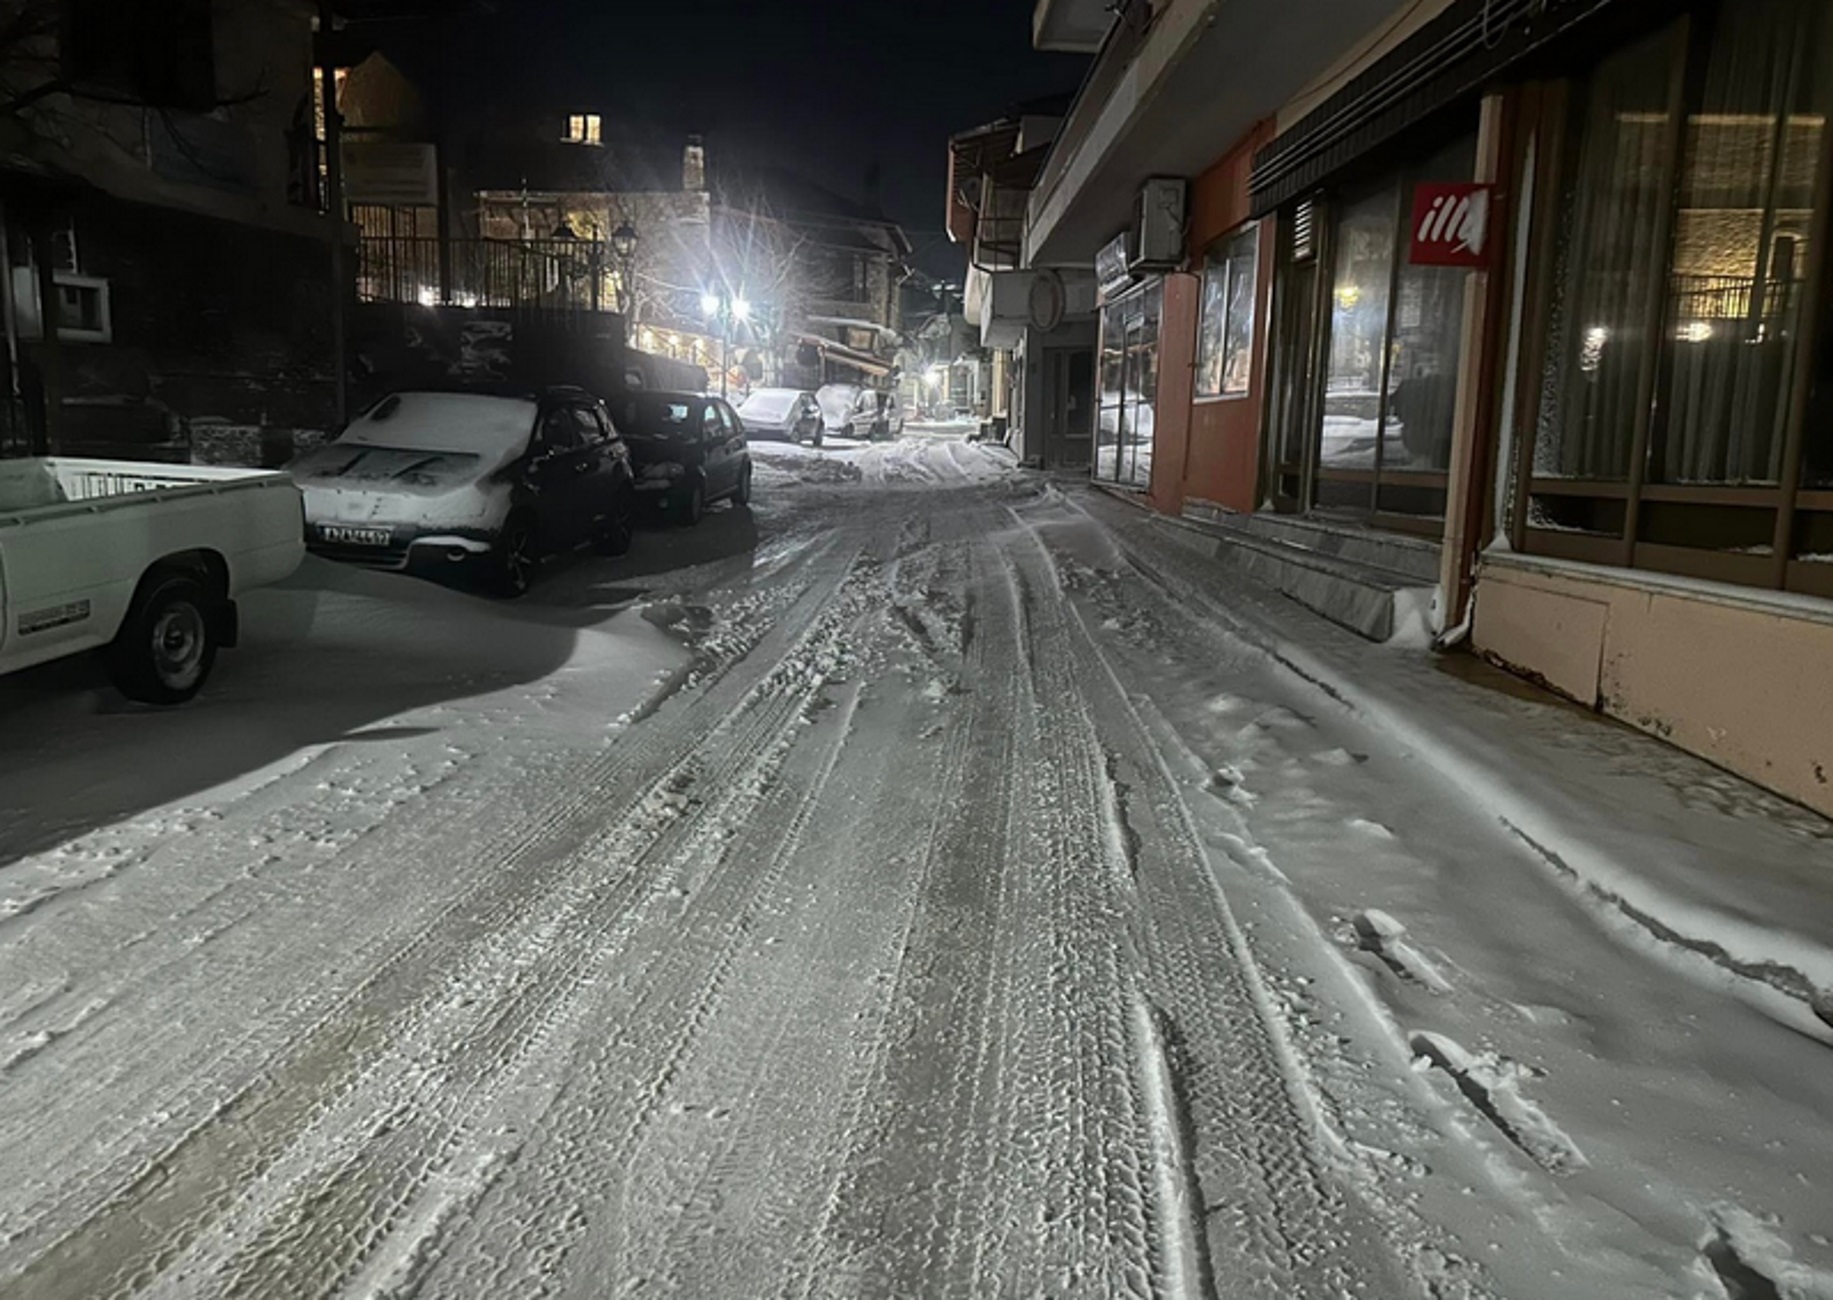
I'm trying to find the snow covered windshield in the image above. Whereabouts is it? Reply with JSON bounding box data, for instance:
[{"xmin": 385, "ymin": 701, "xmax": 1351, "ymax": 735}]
[
  {"xmin": 737, "ymin": 391, "xmax": 798, "ymax": 423},
  {"xmin": 339, "ymin": 393, "xmax": 537, "ymax": 458}
]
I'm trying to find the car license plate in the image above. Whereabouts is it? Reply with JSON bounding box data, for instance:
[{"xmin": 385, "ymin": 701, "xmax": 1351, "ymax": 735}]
[{"xmin": 319, "ymin": 525, "xmax": 392, "ymax": 547}]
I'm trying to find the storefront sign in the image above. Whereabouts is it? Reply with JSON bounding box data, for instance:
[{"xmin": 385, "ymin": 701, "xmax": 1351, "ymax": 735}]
[
  {"xmin": 1409, "ymin": 183, "xmax": 1495, "ymax": 267},
  {"xmin": 343, "ymin": 141, "xmax": 439, "ymax": 207},
  {"xmin": 1095, "ymin": 232, "xmax": 1135, "ymax": 299}
]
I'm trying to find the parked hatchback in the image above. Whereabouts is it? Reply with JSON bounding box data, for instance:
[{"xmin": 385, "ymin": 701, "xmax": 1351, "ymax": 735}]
[
  {"xmin": 290, "ymin": 387, "xmax": 636, "ymax": 597},
  {"xmin": 611, "ymin": 390, "xmax": 754, "ymax": 525},
  {"xmin": 848, "ymin": 388, "xmax": 905, "ymax": 441},
  {"xmin": 736, "ymin": 388, "xmax": 824, "ymax": 446}
]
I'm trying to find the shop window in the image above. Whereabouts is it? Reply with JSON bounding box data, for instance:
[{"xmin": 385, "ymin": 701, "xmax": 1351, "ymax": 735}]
[
  {"xmin": 1095, "ymin": 280, "xmax": 1162, "ymax": 489},
  {"xmin": 1322, "ymin": 187, "xmax": 1397, "ymax": 473},
  {"xmin": 1520, "ymin": 0, "xmax": 1833, "ymax": 594},
  {"xmin": 1656, "ymin": 4, "xmax": 1824, "ymax": 487},
  {"xmin": 1196, "ymin": 226, "xmax": 1259, "ymax": 398},
  {"xmin": 1310, "ymin": 131, "xmax": 1475, "ymax": 522}
]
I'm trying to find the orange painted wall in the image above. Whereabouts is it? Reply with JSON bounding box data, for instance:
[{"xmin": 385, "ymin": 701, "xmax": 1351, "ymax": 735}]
[
  {"xmin": 1150, "ymin": 273, "xmax": 1200, "ymax": 516},
  {"xmin": 1174, "ymin": 120, "xmax": 1276, "ymax": 517}
]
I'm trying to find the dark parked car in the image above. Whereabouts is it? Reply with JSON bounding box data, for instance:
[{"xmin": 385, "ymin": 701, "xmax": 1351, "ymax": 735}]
[
  {"xmin": 290, "ymin": 387, "xmax": 638, "ymax": 597},
  {"xmin": 613, "ymin": 390, "xmax": 754, "ymax": 525}
]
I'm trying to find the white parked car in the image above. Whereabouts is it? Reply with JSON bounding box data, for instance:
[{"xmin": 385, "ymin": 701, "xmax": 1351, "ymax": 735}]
[
  {"xmin": 815, "ymin": 383, "xmax": 863, "ymax": 440},
  {"xmin": 854, "ymin": 388, "xmax": 905, "ymax": 441},
  {"xmin": 735, "ymin": 388, "xmax": 824, "ymax": 445},
  {"xmin": 0, "ymin": 457, "xmax": 305, "ymax": 703},
  {"xmin": 289, "ymin": 389, "xmax": 638, "ymax": 598}
]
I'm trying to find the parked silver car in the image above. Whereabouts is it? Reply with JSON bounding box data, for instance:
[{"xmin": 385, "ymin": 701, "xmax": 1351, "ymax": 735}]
[{"xmin": 736, "ymin": 388, "xmax": 824, "ymax": 445}]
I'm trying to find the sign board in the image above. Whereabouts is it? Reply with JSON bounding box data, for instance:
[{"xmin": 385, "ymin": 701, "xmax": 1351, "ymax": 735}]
[
  {"xmin": 342, "ymin": 141, "xmax": 438, "ymax": 207},
  {"xmin": 1409, "ymin": 183, "xmax": 1495, "ymax": 268},
  {"xmin": 1095, "ymin": 232, "xmax": 1135, "ymax": 300}
]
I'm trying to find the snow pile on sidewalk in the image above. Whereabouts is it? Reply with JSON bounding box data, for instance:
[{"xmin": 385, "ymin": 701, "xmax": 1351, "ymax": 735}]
[{"xmin": 751, "ymin": 438, "xmax": 1018, "ymax": 491}]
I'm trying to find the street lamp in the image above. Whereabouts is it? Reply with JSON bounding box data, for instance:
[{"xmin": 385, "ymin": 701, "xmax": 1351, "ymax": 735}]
[
  {"xmin": 611, "ymin": 221, "xmax": 638, "ymax": 317},
  {"xmin": 701, "ymin": 290, "xmax": 754, "ymax": 399}
]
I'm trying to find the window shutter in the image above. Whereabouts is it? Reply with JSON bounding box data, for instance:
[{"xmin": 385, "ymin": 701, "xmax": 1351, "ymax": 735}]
[{"xmin": 1291, "ymin": 199, "xmax": 1318, "ymax": 263}]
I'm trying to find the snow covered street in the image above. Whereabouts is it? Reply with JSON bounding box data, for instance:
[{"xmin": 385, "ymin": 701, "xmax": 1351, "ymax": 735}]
[{"xmin": 1, "ymin": 435, "xmax": 1831, "ymax": 1298}]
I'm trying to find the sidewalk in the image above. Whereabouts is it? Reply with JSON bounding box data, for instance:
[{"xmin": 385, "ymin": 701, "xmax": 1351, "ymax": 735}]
[
  {"xmin": 1036, "ymin": 483, "xmax": 1833, "ymax": 1297},
  {"xmin": 1079, "ymin": 484, "xmax": 1833, "ymax": 1035}
]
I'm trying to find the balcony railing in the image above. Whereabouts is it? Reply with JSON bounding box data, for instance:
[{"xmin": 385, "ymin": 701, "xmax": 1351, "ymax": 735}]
[
  {"xmin": 1030, "ymin": 0, "xmax": 1150, "ymax": 222},
  {"xmin": 357, "ymin": 236, "xmax": 618, "ymax": 313}
]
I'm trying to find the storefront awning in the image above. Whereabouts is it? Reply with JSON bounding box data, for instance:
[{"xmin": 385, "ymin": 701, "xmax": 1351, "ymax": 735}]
[
  {"xmin": 795, "ymin": 333, "xmax": 895, "ymax": 379},
  {"xmin": 1249, "ymin": 0, "xmax": 1640, "ymax": 215}
]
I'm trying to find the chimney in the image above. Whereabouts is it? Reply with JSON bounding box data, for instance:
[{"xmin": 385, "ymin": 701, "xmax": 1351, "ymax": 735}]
[{"xmin": 683, "ymin": 135, "xmax": 706, "ymax": 192}]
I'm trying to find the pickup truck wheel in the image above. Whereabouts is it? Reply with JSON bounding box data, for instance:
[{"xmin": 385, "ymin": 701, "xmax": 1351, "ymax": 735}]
[
  {"xmin": 486, "ymin": 514, "xmax": 537, "ymax": 598},
  {"xmin": 108, "ymin": 573, "xmax": 218, "ymax": 705}
]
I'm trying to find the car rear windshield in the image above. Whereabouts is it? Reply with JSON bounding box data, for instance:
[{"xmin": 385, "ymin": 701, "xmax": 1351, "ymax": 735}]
[
  {"xmin": 738, "ymin": 392, "xmax": 797, "ymax": 422},
  {"xmin": 618, "ymin": 394, "xmax": 698, "ymax": 438},
  {"xmin": 340, "ymin": 393, "xmax": 537, "ymax": 457}
]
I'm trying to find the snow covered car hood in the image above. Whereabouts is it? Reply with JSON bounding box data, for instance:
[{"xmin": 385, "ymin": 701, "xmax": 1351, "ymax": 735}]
[
  {"xmin": 289, "ymin": 445, "xmax": 498, "ymax": 496},
  {"xmin": 290, "ymin": 444, "xmax": 510, "ymax": 531}
]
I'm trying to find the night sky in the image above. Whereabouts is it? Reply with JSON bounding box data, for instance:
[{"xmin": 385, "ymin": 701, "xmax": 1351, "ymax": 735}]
[{"xmin": 461, "ymin": 0, "xmax": 1088, "ymax": 280}]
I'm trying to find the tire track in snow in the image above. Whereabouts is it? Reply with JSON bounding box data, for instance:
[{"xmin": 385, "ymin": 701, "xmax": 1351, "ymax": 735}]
[
  {"xmin": 782, "ymin": 537, "xmax": 1032, "ymax": 1299},
  {"xmin": 408, "ymin": 558, "xmax": 905, "ymax": 1299},
  {"xmin": 975, "ymin": 539, "xmax": 1154, "ymax": 1298},
  {"xmin": 1019, "ymin": 515, "xmax": 1400, "ymax": 1297},
  {"xmin": 601, "ymin": 552, "xmax": 988, "ymax": 1296},
  {"xmin": 0, "ymin": 544, "xmax": 866, "ymax": 1300},
  {"xmin": 175, "ymin": 553, "xmax": 887, "ymax": 1300}
]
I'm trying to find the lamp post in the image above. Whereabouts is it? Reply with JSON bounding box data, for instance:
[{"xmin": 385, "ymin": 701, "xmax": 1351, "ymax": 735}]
[
  {"xmin": 700, "ymin": 289, "xmax": 752, "ymax": 399},
  {"xmin": 611, "ymin": 221, "xmax": 638, "ymax": 318}
]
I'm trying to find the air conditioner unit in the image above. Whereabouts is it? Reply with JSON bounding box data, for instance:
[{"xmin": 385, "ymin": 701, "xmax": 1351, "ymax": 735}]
[{"xmin": 1131, "ymin": 177, "xmax": 1187, "ymax": 270}]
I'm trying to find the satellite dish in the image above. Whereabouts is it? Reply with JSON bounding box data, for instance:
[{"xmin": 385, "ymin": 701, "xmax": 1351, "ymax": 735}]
[{"xmin": 1028, "ymin": 270, "xmax": 1066, "ymax": 333}]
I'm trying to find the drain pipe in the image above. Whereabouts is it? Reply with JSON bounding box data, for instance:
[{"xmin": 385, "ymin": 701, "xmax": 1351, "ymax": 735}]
[{"xmin": 1433, "ymin": 580, "xmax": 1476, "ymax": 652}]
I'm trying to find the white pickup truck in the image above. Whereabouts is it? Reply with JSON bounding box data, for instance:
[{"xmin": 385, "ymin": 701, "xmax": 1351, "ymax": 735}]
[{"xmin": 0, "ymin": 458, "xmax": 305, "ymax": 703}]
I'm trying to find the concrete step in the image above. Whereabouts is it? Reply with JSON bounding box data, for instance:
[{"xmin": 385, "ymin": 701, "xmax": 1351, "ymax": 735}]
[
  {"xmin": 1164, "ymin": 509, "xmax": 1440, "ymax": 644},
  {"xmin": 1181, "ymin": 501, "xmax": 1443, "ymax": 586}
]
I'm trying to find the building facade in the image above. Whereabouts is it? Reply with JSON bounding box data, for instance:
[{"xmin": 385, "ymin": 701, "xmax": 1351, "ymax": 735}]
[
  {"xmin": 0, "ymin": 0, "xmax": 349, "ymax": 463},
  {"xmin": 948, "ymin": 100, "xmax": 1098, "ymax": 468},
  {"xmin": 1024, "ymin": 0, "xmax": 1833, "ymax": 816}
]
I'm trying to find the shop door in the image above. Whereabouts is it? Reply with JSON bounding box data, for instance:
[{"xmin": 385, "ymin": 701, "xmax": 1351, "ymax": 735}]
[{"xmin": 1042, "ymin": 346, "xmax": 1095, "ymax": 469}]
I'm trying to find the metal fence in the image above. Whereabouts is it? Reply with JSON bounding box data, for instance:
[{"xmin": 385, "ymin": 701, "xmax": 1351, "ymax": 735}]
[
  {"xmin": 357, "ymin": 236, "xmax": 617, "ymax": 313},
  {"xmin": 1669, "ymin": 271, "xmax": 1799, "ymax": 331}
]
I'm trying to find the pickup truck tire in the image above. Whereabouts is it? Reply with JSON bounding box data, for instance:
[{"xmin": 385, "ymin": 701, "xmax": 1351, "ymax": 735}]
[{"xmin": 108, "ymin": 572, "xmax": 219, "ymax": 705}]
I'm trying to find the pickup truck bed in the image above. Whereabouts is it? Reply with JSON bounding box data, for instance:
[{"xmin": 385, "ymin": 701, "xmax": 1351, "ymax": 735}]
[{"xmin": 0, "ymin": 458, "xmax": 305, "ymax": 701}]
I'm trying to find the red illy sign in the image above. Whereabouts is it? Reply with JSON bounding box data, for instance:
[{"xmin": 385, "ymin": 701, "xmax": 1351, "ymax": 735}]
[{"xmin": 1409, "ymin": 183, "xmax": 1496, "ymax": 268}]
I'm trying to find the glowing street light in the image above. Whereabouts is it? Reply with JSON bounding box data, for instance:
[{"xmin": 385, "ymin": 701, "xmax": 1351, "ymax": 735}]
[{"xmin": 701, "ymin": 290, "xmax": 755, "ymax": 399}]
